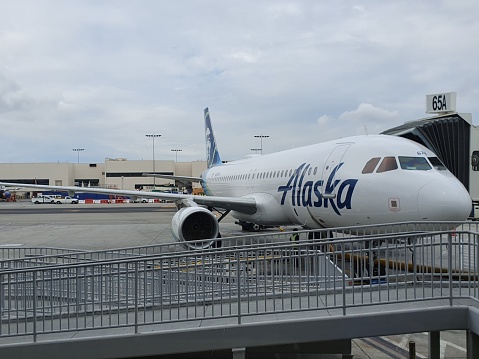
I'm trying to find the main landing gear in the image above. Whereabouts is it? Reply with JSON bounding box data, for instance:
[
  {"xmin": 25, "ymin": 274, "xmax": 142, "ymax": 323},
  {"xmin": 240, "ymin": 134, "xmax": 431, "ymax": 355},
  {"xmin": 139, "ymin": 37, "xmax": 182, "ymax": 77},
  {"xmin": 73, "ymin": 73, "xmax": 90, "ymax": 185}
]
[
  {"xmin": 235, "ymin": 220, "xmax": 273, "ymax": 232},
  {"xmin": 208, "ymin": 207, "xmax": 230, "ymax": 248}
]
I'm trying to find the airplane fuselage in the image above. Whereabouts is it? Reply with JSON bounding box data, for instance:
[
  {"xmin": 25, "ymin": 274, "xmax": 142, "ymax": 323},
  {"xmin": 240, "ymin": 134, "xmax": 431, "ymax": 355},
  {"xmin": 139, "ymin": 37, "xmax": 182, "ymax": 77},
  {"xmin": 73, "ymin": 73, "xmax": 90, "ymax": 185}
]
[
  {"xmin": 0, "ymin": 109, "xmax": 472, "ymax": 248},
  {"xmin": 202, "ymin": 135, "xmax": 471, "ymax": 229}
]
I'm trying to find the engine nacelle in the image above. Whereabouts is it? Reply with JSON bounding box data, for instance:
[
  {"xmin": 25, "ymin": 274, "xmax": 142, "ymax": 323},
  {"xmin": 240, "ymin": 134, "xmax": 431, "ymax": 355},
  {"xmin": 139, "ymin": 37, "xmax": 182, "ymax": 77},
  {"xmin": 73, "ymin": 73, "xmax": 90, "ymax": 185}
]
[
  {"xmin": 171, "ymin": 206, "xmax": 219, "ymax": 249},
  {"xmin": 0, "ymin": 190, "xmax": 10, "ymax": 200}
]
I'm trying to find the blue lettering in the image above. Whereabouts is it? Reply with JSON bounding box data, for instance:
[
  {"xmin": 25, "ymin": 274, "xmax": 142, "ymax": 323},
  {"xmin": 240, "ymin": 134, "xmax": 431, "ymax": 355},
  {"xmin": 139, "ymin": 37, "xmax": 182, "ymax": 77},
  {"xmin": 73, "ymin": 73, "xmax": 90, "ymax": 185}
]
[
  {"xmin": 313, "ymin": 180, "xmax": 323, "ymax": 207},
  {"xmin": 302, "ymin": 180, "xmax": 313, "ymax": 207},
  {"xmin": 323, "ymin": 163, "xmax": 344, "ymax": 215},
  {"xmin": 337, "ymin": 179, "xmax": 357, "ymax": 209},
  {"xmin": 276, "ymin": 162, "xmax": 357, "ymax": 216},
  {"xmin": 297, "ymin": 164, "xmax": 310, "ymax": 205},
  {"xmin": 278, "ymin": 179, "xmax": 294, "ymax": 205}
]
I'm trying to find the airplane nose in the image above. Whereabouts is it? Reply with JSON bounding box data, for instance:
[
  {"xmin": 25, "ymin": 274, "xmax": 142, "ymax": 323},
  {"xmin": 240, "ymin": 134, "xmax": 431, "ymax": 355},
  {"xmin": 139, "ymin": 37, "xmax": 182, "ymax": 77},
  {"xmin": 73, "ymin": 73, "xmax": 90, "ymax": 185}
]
[{"xmin": 417, "ymin": 179, "xmax": 472, "ymax": 221}]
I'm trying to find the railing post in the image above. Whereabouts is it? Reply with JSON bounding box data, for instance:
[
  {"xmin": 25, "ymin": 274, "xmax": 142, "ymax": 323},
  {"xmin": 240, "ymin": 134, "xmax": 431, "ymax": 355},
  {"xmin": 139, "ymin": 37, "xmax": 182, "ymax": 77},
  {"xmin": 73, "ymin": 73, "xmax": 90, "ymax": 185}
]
[
  {"xmin": 411, "ymin": 236, "xmax": 417, "ymax": 288},
  {"xmin": 342, "ymin": 244, "xmax": 347, "ymax": 316},
  {"xmin": 476, "ymin": 233, "xmax": 479, "ymax": 302},
  {"xmin": 236, "ymin": 251, "xmax": 242, "ymax": 325},
  {"xmin": 467, "ymin": 330, "xmax": 479, "ymax": 359},
  {"xmin": 409, "ymin": 340, "xmax": 416, "ymax": 359},
  {"xmin": 134, "ymin": 261, "xmax": 139, "ymax": 334},
  {"xmin": 448, "ymin": 232, "xmax": 453, "ymax": 306},
  {"xmin": 32, "ymin": 271, "xmax": 37, "ymax": 343},
  {"xmin": 429, "ymin": 331, "xmax": 440, "ymax": 359},
  {"xmin": 0, "ymin": 273, "xmax": 3, "ymax": 334}
]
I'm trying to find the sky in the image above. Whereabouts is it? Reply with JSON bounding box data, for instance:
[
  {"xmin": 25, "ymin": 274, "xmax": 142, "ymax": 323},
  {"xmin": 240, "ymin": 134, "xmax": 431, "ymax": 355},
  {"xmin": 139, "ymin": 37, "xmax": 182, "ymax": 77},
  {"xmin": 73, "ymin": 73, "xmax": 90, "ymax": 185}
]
[{"xmin": 1, "ymin": 1, "xmax": 478, "ymax": 164}]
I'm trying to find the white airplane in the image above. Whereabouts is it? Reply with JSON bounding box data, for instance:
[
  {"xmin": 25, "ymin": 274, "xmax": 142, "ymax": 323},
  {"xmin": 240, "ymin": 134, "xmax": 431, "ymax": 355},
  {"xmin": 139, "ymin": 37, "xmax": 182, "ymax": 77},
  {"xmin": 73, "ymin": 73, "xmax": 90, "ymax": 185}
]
[{"xmin": 0, "ymin": 108, "xmax": 472, "ymax": 248}]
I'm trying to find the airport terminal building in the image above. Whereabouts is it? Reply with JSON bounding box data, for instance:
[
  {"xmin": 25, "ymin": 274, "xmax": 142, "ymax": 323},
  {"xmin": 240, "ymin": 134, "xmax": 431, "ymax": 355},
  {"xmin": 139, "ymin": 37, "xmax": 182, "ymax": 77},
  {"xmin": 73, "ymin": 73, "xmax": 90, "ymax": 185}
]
[{"xmin": 0, "ymin": 158, "xmax": 207, "ymax": 196}]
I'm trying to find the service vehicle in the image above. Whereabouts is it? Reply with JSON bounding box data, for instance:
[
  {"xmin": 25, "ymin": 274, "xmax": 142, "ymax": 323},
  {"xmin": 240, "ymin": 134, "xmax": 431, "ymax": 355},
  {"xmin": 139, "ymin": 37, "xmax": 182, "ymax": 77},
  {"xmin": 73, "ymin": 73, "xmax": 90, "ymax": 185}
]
[
  {"xmin": 54, "ymin": 196, "xmax": 79, "ymax": 204},
  {"xmin": 31, "ymin": 195, "xmax": 56, "ymax": 204},
  {"xmin": 131, "ymin": 197, "xmax": 149, "ymax": 203}
]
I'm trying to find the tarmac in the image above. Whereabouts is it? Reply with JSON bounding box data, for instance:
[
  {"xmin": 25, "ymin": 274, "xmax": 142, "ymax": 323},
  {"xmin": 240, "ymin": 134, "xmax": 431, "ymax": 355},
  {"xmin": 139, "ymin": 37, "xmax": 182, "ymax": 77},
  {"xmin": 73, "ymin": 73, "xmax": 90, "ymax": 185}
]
[{"xmin": 0, "ymin": 201, "xmax": 469, "ymax": 358}]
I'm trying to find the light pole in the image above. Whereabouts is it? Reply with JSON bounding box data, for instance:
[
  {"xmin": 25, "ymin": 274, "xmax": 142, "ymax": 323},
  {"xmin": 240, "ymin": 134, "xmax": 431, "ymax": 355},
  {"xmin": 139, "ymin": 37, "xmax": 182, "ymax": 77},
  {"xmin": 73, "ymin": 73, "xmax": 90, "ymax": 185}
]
[
  {"xmin": 72, "ymin": 148, "xmax": 84, "ymax": 164},
  {"xmin": 145, "ymin": 134, "xmax": 161, "ymax": 188},
  {"xmin": 254, "ymin": 135, "xmax": 269, "ymax": 155},
  {"xmin": 171, "ymin": 149, "xmax": 182, "ymax": 162}
]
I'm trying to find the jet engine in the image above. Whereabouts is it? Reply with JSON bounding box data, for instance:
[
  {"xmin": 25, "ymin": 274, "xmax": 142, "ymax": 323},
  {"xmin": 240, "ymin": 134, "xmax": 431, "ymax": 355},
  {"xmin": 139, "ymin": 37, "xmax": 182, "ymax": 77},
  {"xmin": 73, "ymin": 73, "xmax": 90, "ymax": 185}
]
[
  {"xmin": 171, "ymin": 206, "xmax": 219, "ymax": 249},
  {"xmin": 0, "ymin": 190, "xmax": 11, "ymax": 200}
]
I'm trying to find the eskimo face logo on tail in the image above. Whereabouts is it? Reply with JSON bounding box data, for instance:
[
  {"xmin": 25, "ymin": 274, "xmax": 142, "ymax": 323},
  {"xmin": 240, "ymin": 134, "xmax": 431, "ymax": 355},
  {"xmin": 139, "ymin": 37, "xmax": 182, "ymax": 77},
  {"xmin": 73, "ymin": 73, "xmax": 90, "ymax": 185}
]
[
  {"xmin": 204, "ymin": 108, "xmax": 221, "ymax": 168},
  {"xmin": 205, "ymin": 127, "xmax": 214, "ymax": 164},
  {"xmin": 277, "ymin": 162, "xmax": 358, "ymax": 215}
]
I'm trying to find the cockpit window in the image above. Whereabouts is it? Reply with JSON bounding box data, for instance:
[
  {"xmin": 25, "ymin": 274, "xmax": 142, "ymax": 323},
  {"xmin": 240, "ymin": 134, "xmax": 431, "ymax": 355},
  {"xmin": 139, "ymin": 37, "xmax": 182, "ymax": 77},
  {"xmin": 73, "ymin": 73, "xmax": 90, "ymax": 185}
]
[
  {"xmin": 376, "ymin": 156, "xmax": 398, "ymax": 173},
  {"xmin": 398, "ymin": 156, "xmax": 431, "ymax": 170},
  {"xmin": 428, "ymin": 157, "xmax": 448, "ymax": 170},
  {"xmin": 362, "ymin": 157, "xmax": 381, "ymax": 174}
]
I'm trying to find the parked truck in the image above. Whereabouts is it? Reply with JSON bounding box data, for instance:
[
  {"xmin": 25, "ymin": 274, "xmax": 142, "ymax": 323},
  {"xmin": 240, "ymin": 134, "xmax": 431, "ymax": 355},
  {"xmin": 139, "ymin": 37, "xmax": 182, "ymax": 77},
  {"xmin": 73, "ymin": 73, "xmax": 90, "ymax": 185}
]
[
  {"xmin": 31, "ymin": 195, "xmax": 56, "ymax": 204},
  {"xmin": 53, "ymin": 196, "xmax": 79, "ymax": 204}
]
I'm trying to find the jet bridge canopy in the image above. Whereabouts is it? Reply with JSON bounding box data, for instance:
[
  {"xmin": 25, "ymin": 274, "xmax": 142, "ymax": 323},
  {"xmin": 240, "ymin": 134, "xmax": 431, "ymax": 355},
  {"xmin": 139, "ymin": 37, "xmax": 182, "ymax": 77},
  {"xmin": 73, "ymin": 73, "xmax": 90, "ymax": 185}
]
[{"xmin": 381, "ymin": 113, "xmax": 472, "ymax": 192}]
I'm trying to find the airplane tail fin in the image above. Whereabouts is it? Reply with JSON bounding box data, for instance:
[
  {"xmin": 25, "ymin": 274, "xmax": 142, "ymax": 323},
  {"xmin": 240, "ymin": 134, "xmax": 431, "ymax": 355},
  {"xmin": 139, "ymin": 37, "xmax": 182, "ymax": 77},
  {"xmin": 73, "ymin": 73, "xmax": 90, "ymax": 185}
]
[{"xmin": 204, "ymin": 108, "xmax": 222, "ymax": 168}]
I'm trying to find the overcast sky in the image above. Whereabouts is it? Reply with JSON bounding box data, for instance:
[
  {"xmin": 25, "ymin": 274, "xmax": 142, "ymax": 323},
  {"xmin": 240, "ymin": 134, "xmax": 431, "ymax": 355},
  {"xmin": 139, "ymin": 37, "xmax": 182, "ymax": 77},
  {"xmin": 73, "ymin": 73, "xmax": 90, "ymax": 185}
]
[{"xmin": 1, "ymin": 1, "xmax": 478, "ymax": 164}]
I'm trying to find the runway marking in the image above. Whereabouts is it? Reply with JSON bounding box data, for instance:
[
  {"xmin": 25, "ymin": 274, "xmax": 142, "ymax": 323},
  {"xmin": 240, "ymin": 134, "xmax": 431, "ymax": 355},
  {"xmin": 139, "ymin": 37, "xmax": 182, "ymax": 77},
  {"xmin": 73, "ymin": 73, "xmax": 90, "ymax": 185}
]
[
  {"xmin": 380, "ymin": 333, "xmax": 467, "ymax": 359},
  {"xmin": 381, "ymin": 336, "xmax": 427, "ymax": 358},
  {"xmin": 396, "ymin": 333, "xmax": 413, "ymax": 350},
  {"xmin": 441, "ymin": 340, "xmax": 467, "ymax": 355}
]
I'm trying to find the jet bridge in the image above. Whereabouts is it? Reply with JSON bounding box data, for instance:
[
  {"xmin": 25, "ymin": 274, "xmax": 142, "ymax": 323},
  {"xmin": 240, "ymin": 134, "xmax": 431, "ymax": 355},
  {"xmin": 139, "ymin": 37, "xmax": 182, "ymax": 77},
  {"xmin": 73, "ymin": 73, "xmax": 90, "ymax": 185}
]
[{"xmin": 382, "ymin": 112, "xmax": 479, "ymax": 218}]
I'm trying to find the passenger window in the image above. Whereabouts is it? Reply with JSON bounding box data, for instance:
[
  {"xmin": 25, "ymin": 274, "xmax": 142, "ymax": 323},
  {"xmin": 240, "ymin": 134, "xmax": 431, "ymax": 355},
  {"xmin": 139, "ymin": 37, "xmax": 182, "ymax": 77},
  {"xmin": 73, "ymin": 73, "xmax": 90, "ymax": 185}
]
[
  {"xmin": 399, "ymin": 156, "xmax": 431, "ymax": 170},
  {"xmin": 362, "ymin": 157, "xmax": 381, "ymax": 174},
  {"xmin": 428, "ymin": 157, "xmax": 447, "ymax": 171},
  {"xmin": 376, "ymin": 157, "xmax": 398, "ymax": 173}
]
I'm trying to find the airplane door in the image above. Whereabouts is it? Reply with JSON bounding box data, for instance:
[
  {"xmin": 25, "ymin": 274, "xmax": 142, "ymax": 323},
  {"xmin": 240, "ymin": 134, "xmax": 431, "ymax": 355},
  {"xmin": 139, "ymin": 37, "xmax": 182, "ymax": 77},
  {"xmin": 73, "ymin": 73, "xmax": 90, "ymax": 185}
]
[
  {"xmin": 321, "ymin": 144, "xmax": 350, "ymax": 198},
  {"xmin": 287, "ymin": 144, "xmax": 350, "ymax": 229}
]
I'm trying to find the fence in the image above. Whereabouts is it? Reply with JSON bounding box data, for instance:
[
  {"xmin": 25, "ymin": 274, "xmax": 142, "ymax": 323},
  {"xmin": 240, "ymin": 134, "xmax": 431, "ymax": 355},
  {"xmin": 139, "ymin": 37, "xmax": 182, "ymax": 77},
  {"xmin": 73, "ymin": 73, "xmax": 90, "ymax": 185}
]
[
  {"xmin": 2, "ymin": 220, "xmax": 478, "ymax": 268},
  {"xmin": 0, "ymin": 222, "xmax": 478, "ymax": 344}
]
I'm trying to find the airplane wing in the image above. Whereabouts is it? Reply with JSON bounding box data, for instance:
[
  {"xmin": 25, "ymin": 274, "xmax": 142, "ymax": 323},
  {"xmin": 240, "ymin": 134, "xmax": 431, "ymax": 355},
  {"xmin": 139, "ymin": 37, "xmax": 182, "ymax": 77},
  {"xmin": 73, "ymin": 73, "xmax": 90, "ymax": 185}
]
[{"xmin": 0, "ymin": 182, "xmax": 257, "ymax": 214}]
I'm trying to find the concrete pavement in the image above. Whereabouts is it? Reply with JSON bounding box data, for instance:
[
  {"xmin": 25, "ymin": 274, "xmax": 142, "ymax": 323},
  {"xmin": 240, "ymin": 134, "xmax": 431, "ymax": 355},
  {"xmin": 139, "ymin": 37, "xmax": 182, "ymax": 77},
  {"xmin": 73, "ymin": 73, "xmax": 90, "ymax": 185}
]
[{"xmin": 0, "ymin": 201, "xmax": 469, "ymax": 358}]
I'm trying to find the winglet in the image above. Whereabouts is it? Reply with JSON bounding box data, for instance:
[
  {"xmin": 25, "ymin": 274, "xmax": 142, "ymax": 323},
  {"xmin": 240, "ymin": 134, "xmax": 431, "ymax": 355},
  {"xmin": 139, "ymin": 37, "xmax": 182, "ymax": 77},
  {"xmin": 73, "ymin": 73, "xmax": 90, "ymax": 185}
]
[{"xmin": 204, "ymin": 108, "xmax": 222, "ymax": 168}]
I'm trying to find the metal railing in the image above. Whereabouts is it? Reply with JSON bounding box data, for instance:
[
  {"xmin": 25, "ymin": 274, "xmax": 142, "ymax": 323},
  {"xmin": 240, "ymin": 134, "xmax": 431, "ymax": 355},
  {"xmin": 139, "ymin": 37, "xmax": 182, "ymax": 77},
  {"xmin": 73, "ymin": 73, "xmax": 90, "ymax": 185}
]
[
  {"xmin": 0, "ymin": 223, "xmax": 478, "ymax": 343},
  {"xmin": 1, "ymin": 221, "xmax": 478, "ymax": 268}
]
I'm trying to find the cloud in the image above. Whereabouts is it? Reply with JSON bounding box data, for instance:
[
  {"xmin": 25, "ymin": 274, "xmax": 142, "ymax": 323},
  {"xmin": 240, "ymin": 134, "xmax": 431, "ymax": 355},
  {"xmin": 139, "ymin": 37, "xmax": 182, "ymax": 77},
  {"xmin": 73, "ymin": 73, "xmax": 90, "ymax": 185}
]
[
  {"xmin": 316, "ymin": 103, "xmax": 401, "ymax": 140},
  {"xmin": 339, "ymin": 103, "xmax": 400, "ymax": 127},
  {"xmin": 0, "ymin": 1, "xmax": 478, "ymax": 163},
  {"xmin": 317, "ymin": 114, "xmax": 333, "ymax": 126}
]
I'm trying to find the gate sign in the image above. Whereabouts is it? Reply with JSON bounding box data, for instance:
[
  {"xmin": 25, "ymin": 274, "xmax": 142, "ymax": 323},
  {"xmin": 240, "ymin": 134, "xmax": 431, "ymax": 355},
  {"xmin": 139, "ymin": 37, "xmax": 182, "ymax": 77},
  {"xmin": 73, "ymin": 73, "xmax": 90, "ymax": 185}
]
[{"xmin": 426, "ymin": 92, "xmax": 456, "ymax": 114}]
